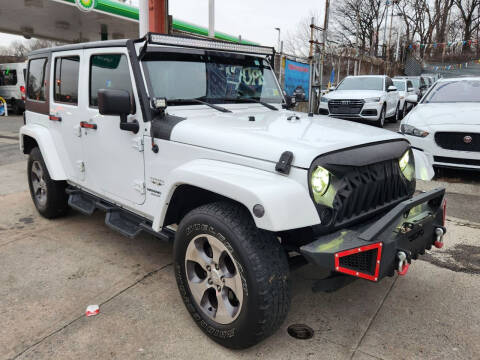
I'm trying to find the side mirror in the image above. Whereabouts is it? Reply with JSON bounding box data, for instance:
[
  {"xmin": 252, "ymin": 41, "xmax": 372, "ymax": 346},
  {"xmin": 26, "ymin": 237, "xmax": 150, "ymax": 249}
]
[
  {"xmin": 407, "ymin": 87, "xmax": 415, "ymax": 92},
  {"xmin": 387, "ymin": 86, "xmax": 397, "ymax": 92},
  {"xmin": 98, "ymin": 89, "xmax": 139, "ymax": 134},
  {"xmin": 405, "ymin": 94, "xmax": 418, "ymax": 104},
  {"xmin": 329, "ymin": 86, "xmax": 336, "ymax": 91}
]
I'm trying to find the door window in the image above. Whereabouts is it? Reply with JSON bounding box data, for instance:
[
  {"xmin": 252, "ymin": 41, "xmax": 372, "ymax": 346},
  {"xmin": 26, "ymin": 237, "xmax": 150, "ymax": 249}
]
[
  {"xmin": 27, "ymin": 58, "xmax": 48, "ymax": 101},
  {"xmin": 54, "ymin": 56, "xmax": 80, "ymax": 104},
  {"xmin": 0, "ymin": 69, "xmax": 17, "ymax": 86},
  {"xmin": 89, "ymin": 54, "xmax": 133, "ymax": 107}
]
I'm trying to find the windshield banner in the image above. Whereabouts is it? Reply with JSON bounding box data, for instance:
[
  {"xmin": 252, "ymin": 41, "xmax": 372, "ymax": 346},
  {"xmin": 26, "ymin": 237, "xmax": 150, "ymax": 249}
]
[{"xmin": 284, "ymin": 60, "xmax": 310, "ymax": 101}]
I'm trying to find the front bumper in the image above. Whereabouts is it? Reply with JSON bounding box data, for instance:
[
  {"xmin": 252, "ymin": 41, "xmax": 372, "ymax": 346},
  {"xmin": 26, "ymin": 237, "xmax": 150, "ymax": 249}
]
[
  {"xmin": 407, "ymin": 134, "xmax": 480, "ymax": 170},
  {"xmin": 300, "ymin": 188, "xmax": 446, "ymax": 282},
  {"xmin": 319, "ymin": 101, "xmax": 383, "ymax": 121}
]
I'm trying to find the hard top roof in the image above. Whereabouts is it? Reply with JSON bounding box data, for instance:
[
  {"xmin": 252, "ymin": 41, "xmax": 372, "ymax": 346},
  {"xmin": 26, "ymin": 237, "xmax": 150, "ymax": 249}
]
[{"xmin": 29, "ymin": 39, "xmax": 128, "ymax": 56}]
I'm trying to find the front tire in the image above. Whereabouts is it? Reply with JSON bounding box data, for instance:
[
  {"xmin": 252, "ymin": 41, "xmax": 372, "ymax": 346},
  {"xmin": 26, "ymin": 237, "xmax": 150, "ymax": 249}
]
[
  {"xmin": 375, "ymin": 105, "xmax": 386, "ymax": 128},
  {"xmin": 174, "ymin": 202, "xmax": 290, "ymax": 349},
  {"xmin": 27, "ymin": 147, "xmax": 68, "ymax": 218}
]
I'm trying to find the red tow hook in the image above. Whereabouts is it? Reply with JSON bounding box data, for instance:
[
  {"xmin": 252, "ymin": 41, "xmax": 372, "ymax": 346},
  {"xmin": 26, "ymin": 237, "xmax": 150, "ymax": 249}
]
[
  {"xmin": 434, "ymin": 227, "xmax": 445, "ymax": 249},
  {"xmin": 397, "ymin": 251, "xmax": 410, "ymax": 276}
]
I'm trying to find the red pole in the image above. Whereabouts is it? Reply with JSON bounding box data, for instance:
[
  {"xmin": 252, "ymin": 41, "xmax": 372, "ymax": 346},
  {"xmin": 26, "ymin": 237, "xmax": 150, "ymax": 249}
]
[{"xmin": 149, "ymin": 0, "xmax": 168, "ymax": 34}]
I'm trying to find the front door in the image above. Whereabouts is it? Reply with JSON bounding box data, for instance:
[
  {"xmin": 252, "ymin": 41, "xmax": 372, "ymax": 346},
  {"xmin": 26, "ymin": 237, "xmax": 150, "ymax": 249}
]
[{"xmin": 80, "ymin": 48, "xmax": 145, "ymax": 206}]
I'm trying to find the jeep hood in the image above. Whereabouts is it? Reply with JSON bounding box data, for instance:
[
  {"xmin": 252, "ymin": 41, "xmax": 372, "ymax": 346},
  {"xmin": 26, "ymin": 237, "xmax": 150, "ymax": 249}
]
[{"xmin": 169, "ymin": 106, "xmax": 406, "ymax": 169}]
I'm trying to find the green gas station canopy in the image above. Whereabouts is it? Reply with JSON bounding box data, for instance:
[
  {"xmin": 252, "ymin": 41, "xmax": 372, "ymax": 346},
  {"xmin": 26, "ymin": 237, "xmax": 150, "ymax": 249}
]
[{"xmin": 0, "ymin": 0, "xmax": 256, "ymax": 45}]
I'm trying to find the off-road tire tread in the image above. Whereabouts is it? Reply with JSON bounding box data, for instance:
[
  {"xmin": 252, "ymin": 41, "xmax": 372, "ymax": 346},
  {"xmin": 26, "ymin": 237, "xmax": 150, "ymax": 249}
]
[
  {"xmin": 28, "ymin": 147, "xmax": 68, "ymax": 219},
  {"xmin": 177, "ymin": 201, "xmax": 290, "ymax": 348}
]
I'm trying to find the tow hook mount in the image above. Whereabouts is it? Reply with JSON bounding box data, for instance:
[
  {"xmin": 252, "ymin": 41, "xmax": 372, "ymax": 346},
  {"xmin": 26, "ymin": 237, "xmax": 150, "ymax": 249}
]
[
  {"xmin": 397, "ymin": 251, "xmax": 410, "ymax": 275},
  {"xmin": 434, "ymin": 227, "xmax": 445, "ymax": 249}
]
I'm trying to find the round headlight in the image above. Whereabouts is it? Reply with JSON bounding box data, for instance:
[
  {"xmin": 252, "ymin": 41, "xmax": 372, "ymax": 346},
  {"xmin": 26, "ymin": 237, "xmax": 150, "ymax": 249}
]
[
  {"xmin": 399, "ymin": 150, "xmax": 409, "ymax": 171},
  {"xmin": 311, "ymin": 166, "xmax": 330, "ymax": 196},
  {"xmin": 399, "ymin": 150, "xmax": 415, "ymax": 181}
]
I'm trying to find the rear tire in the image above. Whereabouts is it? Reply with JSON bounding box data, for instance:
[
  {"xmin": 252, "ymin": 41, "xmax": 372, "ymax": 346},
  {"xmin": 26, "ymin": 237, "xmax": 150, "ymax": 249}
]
[
  {"xmin": 27, "ymin": 147, "xmax": 68, "ymax": 218},
  {"xmin": 174, "ymin": 201, "xmax": 290, "ymax": 349}
]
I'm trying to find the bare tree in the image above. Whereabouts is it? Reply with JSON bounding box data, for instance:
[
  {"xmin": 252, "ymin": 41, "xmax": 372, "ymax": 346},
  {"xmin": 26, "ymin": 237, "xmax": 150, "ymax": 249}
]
[
  {"xmin": 0, "ymin": 39, "xmax": 63, "ymax": 60},
  {"xmin": 331, "ymin": 0, "xmax": 387, "ymax": 57},
  {"xmin": 283, "ymin": 10, "xmax": 323, "ymax": 58},
  {"xmin": 455, "ymin": 0, "xmax": 480, "ymax": 52}
]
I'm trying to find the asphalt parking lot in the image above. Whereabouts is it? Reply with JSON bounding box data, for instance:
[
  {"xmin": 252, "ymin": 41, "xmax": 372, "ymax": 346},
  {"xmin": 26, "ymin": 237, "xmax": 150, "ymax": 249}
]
[{"xmin": 1, "ymin": 115, "xmax": 479, "ymax": 360}]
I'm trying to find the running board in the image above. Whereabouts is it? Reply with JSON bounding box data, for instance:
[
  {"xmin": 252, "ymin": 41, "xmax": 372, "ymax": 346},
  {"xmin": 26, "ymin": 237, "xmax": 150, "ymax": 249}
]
[{"xmin": 66, "ymin": 187, "xmax": 174, "ymax": 242}]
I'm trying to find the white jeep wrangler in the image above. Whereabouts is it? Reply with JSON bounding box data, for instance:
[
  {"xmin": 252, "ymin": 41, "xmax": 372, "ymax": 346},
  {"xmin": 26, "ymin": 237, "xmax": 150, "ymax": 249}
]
[{"xmin": 20, "ymin": 34, "xmax": 446, "ymax": 349}]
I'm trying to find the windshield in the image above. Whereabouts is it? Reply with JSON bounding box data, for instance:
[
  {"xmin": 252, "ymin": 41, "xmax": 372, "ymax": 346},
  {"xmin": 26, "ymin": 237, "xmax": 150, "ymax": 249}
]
[
  {"xmin": 143, "ymin": 52, "xmax": 282, "ymax": 105},
  {"xmin": 393, "ymin": 80, "xmax": 405, "ymax": 91},
  {"xmin": 0, "ymin": 69, "xmax": 17, "ymax": 86},
  {"xmin": 423, "ymin": 80, "xmax": 480, "ymax": 103},
  {"xmin": 408, "ymin": 78, "xmax": 420, "ymax": 88},
  {"xmin": 336, "ymin": 77, "xmax": 384, "ymax": 91}
]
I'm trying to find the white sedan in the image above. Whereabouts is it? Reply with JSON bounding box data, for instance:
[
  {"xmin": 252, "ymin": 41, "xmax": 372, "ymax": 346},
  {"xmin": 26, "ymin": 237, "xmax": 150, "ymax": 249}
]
[{"xmin": 400, "ymin": 77, "xmax": 480, "ymax": 171}]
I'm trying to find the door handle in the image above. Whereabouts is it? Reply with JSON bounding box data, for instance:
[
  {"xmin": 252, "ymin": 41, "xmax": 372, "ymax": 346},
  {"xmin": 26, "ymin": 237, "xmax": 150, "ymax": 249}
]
[
  {"xmin": 80, "ymin": 121, "xmax": 97, "ymax": 130},
  {"xmin": 49, "ymin": 114, "xmax": 62, "ymax": 121}
]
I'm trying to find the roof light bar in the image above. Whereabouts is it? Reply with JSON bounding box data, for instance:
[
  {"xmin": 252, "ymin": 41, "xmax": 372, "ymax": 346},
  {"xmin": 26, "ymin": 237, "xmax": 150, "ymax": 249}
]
[{"xmin": 149, "ymin": 34, "xmax": 274, "ymax": 56}]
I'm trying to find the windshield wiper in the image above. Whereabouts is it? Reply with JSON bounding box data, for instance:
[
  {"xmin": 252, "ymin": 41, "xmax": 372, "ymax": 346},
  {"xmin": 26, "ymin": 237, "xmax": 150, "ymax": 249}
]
[
  {"xmin": 235, "ymin": 98, "xmax": 279, "ymax": 111},
  {"xmin": 169, "ymin": 98, "xmax": 232, "ymax": 113}
]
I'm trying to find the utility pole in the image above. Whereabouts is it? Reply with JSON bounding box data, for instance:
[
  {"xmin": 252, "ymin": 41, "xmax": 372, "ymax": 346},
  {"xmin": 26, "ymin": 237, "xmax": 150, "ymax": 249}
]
[
  {"xmin": 139, "ymin": 0, "xmax": 148, "ymax": 37},
  {"xmin": 208, "ymin": 0, "xmax": 215, "ymax": 38},
  {"xmin": 321, "ymin": 0, "xmax": 330, "ymax": 90},
  {"xmin": 383, "ymin": 1, "xmax": 389, "ymax": 60},
  {"xmin": 275, "ymin": 27, "xmax": 281, "ymax": 52},
  {"xmin": 386, "ymin": 2, "xmax": 394, "ymax": 74},
  {"xmin": 308, "ymin": 17, "xmax": 315, "ymax": 113}
]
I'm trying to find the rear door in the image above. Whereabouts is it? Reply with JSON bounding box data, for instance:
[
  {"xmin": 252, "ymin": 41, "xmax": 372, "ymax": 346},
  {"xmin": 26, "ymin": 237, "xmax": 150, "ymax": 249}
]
[
  {"xmin": 49, "ymin": 51, "xmax": 84, "ymax": 181},
  {"xmin": 80, "ymin": 48, "xmax": 145, "ymax": 205}
]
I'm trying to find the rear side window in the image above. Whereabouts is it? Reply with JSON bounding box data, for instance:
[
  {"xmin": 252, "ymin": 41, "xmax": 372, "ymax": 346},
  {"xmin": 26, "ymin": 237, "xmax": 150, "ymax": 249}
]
[
  {"xmin": 27, "ymin": 58, "xmax": 48, "ymax": 101},
  {"xmin": 0, "ymin": 69, "xmax": 17, "ymax": 86},
  {"xmin": 54, "ymin": 56, "xmax": 80, "ymax": 104},
  {"xmin": 89, "ymin": 54, "xmax": 133, "ymax": 107}
]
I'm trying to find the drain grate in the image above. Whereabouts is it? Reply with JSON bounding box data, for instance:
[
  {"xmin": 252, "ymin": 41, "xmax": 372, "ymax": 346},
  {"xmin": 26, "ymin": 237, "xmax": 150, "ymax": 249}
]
[{"xmin": 287, "ymin": 324, "xmax": 314, "ymax": 340}]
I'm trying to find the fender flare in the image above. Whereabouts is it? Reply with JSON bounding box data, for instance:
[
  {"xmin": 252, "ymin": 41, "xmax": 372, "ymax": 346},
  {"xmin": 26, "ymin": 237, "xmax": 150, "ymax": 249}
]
[
  {"xmin": 20, "ymin": 124, "xmax": 67, "ymax": 180},
  {"xmin": 152, "ymin": 159, "xmax": 320, "ymax": 232}
]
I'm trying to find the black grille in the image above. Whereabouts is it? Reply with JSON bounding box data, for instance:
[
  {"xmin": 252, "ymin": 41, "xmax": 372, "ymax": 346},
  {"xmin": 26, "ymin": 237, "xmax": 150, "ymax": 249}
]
[
  {"xmin": 328, "ymin": 99, "xmax": 364, "ymax": 115},
  {"xmin": 435, "ymin": 132, "xmax": 480, "ymax": 152},
  {"xmin": 332, "ymin": 159, "xmax": 412, "ymax": 227},
  {"xmin": 339, "ymin": 249, "xmax": 377, "ymax": 275}
]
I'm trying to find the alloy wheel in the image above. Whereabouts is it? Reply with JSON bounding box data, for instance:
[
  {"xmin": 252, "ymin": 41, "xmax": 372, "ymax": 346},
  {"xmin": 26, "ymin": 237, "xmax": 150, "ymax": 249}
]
[
  {"xmin": 31, "ymin": 160, "xmax": 47, "ymax": 207},
  {"xmin": 185, "ymin": 234, "xmax": 244, "ymax": 325}
]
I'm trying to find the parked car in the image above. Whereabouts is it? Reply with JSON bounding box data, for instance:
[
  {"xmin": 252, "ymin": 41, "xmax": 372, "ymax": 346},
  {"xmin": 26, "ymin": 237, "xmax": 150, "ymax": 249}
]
[
  {"xmin": 422, "ymin": 75, "xmax": 435, "ymax": 89},
  {"xmin": 0, "ymin": 62, "xmax": 26, "ymax": 114},
  {"xmin": 394, "ymin": 76, "xmax": 428, "ymax": 100},
  {"xmin": 392, "ymin": 78, "xmax": 417, "ymax": 119},
  {"xmin": 400, "ymin": 77, "xmax": 480, "ymax": 171},
  {"xmin": 20, "ymin": 34, "xmax": 446, "ymax": 349},
  {"xmin": 319, "ymin": 75, "xmax": 401, "ymax": 127}
]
